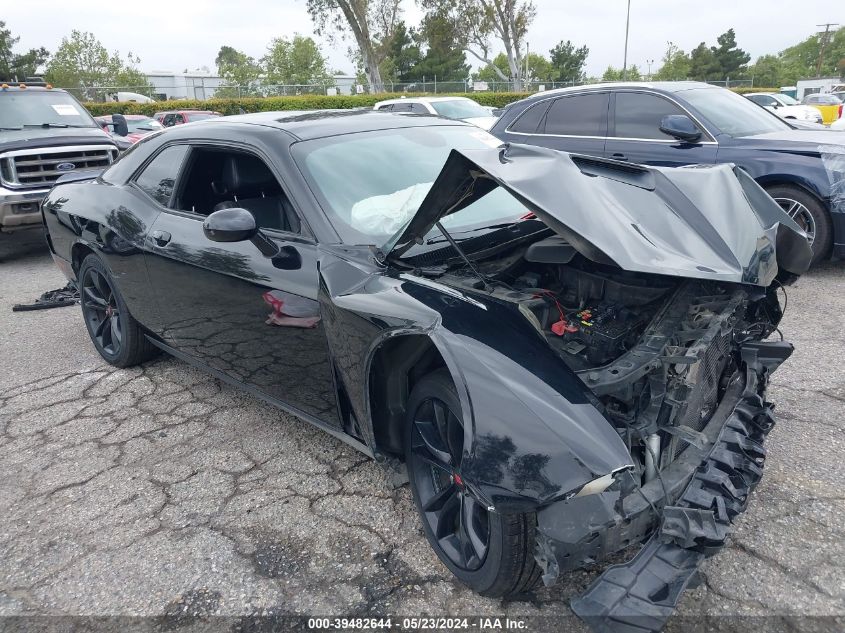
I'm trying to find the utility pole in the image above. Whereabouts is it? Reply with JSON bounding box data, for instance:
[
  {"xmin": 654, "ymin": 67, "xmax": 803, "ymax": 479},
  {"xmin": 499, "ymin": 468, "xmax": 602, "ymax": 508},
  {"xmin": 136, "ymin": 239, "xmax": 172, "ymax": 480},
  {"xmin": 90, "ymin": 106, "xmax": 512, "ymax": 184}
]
[
  {"xmin": 622, "ymin": 0, "xmax": 631, "ymax": 80},
  {"xmin": 816, "ymin": 23, "xmax": 839, "ymax": 77},
  {"xmin": 646, "ymin": 59, "xmax": 654, "ymax": 80}
]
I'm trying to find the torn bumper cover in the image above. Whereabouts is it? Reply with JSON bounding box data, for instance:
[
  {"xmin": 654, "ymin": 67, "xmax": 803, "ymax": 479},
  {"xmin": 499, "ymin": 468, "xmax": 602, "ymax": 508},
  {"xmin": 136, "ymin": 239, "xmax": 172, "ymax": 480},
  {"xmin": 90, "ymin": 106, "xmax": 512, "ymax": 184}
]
[{"xmin": 534, "ymin": 342, "xmax": 788, "ymax": 633}]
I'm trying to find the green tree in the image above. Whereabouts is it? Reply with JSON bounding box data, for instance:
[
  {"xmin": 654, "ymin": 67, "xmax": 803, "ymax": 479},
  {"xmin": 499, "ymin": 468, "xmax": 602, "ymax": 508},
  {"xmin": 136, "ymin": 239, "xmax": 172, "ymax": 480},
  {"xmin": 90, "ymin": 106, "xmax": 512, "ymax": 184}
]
[
  {"xmin": 712, "ymin": 28, "xmax": 750, "ymax": 78},
  {"xmin": 689, "ymin": 42, "xmax": 721, "ymax": 80},
  {"xmin": 385, "ymin": 21, "xmax": 421, "ymax": 81},
  {"xmin": 549, "ymin": 40, "xmax": 589, "ymax": 82},
  {"xmin": 214, "ymin": 45, "xmax": 262, "ymax": 97},
  {"xmin": 780, "ymin": 27, "xmax": 845, "ymax": 81},
  {"xmin": 653, "ymin": 41, "xmax": 690, "ymax": 80},
  {"xmin": 45, "ymin": 30, "xmax": 149, "ymax": 98},
  {"xmin": 304, "ymin": 0, "xmax": 403, "ymax": 92},
  {"xmin": 524, "ymin": 53, "xmax": 555, "ymax": 82},
  {"xmin": 420, "ymin": 0, "xmax": 536, "ymax": 90},
  {"xmin": 601, "ymin": 64, "xmax": 641, "ymax": 82},
  {"xmin": 748, "ymin": 54, "xmax": 782, "ymax": 87},
  {"xmin": 215, "ymin": 46, "xmax": 244, "ymax": 72},
  {"xmin": 0, "ymin": 21, "xmax": 50, "ymax": 80},
  {"xmin": 263, "ymin": 35, "xmax": 333, "ymax": 91},
  {"xmin": 409, "ymin": 9, "xmax": 469, "ymax": 83}
]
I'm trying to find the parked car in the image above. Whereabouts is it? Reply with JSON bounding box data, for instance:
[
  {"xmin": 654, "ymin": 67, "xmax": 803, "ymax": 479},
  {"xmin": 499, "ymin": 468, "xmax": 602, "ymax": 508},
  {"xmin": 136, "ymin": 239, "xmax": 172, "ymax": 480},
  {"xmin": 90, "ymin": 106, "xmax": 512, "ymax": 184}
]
[
  {"xmin": 745, "ymin": 92, "xmax": 823, "ymax": 124},
  {"xmin": 94, "ymin": 114, "xmax": 163, "ymax": 149},
  {"xmin": 373, "ymin": 96, "xmax": 498, "ymax": 129},
  {"xmin": 491, "ymin": 81, "xmax": 845, "ymax": 264},
  {"xmin": 42, "ymin": 111, "xmax": 810, "ymax": 632},
  {"xmin": 0, "ymin": 81, "xmax": 118, "ymax": 234},
  {"xmin": 153, "ymin": 110, "xmax": 222, "ymax": 127},
  {"xmin": 105, "ymin": 91, "xmax": 155, "ymax": 103},
  {"xmin": 801, "ymin": 92, "xmax": 843, "ymax": 124},
  {"xmin": 830, "ymin": 115, "xmax": 845, "ymax": 130}
]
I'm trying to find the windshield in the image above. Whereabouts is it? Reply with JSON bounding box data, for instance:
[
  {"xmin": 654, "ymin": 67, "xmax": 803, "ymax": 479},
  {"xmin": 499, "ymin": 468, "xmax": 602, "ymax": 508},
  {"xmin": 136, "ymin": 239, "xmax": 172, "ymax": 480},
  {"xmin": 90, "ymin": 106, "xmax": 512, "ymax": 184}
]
[
  {"xmin": 774, "ymin": 93, "xmax": 799, "ymax": 105},
  {"xmin": 430, "ymin": 99, "xmax": 491, "ymax": 120},
  {"xmin": 293, "ymin": 125, "xmax": 525, "ymax": 247},
  {"xmin": 188, "ymin": 113, "xmax": 219, "ymax": 121},
  {"xmin": 683, "ymin": 87, "xmax": 791, "ymax": 136},
  {"xmin": 806, "ymin": 94, "xmax": 842, "ymax": 105},
  {"xmin": 0, "ymin": 91, "xmax": 97, "ymax": 129},
  {"xmin": 128, "ymin": 118, "xmax": 163, "ymax": 132}
]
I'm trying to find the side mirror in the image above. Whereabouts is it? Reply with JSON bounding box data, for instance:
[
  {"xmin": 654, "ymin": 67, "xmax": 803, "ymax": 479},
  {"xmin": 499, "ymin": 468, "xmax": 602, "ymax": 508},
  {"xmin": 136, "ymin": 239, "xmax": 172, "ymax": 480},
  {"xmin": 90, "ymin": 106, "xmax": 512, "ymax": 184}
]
[
  {"xmin": 203, "ymin": 207, "xmax": 257, "ymax": 242},
  {"xmin": 659, "ymin": 114, "xmax": 702, "ymax": 143},
  {"xmin": 112, "ymin": 113, "xmax": 130, "ymax": 137}
]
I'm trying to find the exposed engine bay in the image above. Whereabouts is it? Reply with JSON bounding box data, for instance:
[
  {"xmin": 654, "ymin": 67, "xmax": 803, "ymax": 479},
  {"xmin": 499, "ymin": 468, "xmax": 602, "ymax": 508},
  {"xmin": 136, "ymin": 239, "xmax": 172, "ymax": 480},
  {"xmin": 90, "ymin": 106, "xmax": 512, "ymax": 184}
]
[{"xmin": 421, "ymin": 231, "xmax": 784, "ymax": 486}]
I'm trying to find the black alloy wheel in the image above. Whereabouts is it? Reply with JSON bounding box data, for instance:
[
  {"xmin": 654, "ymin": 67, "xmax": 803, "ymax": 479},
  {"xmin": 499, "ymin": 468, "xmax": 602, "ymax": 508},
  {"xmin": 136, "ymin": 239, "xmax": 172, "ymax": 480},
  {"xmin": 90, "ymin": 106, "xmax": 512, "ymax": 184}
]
[
  {"xmin": 404, "ymin": 370, "xmax": 541, "ymax": 598},
  {"xmin": 765, "ymin": 184, "xmax": 832, "ymax": 265},
  {"xmin": 78, "ymin": 254, "xmax": 158, "ymax": 367},
  {"xmin": 408, "ymin": 394, "xmax": 490, "ymax": 571},
  {"xmin": 81, "ymin": 265, "xmax": 123, "ymax": 358}
]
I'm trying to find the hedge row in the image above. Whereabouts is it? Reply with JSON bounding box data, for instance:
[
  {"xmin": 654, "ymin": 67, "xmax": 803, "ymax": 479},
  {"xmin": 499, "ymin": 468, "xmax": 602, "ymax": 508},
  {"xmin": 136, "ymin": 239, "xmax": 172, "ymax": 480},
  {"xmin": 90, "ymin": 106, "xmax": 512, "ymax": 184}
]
[
  {"xmin": 82, "ymin": 86, "xmax": 780, "ymax": 117},
  {"xmin": 82, "ymin": 92, "xmax": 533, "ymax": 116}
]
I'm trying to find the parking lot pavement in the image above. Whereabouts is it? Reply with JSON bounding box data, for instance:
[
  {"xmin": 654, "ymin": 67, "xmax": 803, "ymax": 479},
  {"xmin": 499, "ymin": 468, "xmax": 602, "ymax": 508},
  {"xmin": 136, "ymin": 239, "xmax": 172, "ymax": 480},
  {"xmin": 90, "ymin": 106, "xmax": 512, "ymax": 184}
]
[{"xmin": 1, "ymin": 233, "xmax": 844, "ymax": 631}]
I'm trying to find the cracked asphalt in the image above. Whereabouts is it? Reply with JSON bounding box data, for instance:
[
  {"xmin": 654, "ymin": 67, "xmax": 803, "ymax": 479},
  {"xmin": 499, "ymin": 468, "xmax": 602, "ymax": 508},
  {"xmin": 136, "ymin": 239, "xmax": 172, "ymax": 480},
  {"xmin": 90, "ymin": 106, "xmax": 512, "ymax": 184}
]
[{"xmin": 1, "ymin": 231, "xmax": 844, "ymax": 632}]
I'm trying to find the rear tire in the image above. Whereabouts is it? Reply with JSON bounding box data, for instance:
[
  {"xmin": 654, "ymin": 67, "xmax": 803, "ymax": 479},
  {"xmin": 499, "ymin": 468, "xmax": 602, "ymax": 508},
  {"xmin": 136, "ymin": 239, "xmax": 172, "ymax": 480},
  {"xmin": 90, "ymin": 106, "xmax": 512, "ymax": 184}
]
[
  {"xmin": 765, "ymin": 184, "xmax": 831, "ymax": 265},
  {"xmin": 78, "ymin": 254, "xmax": 158, "ymax": 367},
  {"xmin": 404, "ymin": 370, "xmax": 542, "ymax": 598}
]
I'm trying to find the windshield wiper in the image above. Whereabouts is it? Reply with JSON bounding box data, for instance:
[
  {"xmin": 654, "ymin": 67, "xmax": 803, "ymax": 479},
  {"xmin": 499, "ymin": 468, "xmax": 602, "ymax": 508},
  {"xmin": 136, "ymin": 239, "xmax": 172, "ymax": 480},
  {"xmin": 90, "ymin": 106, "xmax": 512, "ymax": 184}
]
[
  {"xmin": 0, "ymin": 126, "xmax": 24, "ymax": 130},
  {"xmin": 23, "ymin": 123, "xmax": 92, "ymax": 129},
  {"xmin": 425, "ymin": 221, "xmax": 518, "ymax": 245}
]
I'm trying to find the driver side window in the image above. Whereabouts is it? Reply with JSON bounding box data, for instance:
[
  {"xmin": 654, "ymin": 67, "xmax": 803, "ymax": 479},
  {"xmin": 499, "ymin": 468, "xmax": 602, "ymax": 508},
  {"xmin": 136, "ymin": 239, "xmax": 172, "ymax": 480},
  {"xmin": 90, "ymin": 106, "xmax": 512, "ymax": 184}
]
[
  {"xmin": 613, "ymin": 92, "xmax": 696, "ymax": 140},
  {"xmin": 172, "ymin": 147, "xmax": 301, "ymax": 234}
]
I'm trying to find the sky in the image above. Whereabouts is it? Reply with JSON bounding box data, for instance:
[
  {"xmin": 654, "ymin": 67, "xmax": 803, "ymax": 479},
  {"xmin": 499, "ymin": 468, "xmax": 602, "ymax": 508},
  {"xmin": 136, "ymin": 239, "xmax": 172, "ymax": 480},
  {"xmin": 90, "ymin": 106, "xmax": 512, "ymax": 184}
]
[{"xmin": 3, "ymin": 1, "xmax": 839, "ymax": 78}]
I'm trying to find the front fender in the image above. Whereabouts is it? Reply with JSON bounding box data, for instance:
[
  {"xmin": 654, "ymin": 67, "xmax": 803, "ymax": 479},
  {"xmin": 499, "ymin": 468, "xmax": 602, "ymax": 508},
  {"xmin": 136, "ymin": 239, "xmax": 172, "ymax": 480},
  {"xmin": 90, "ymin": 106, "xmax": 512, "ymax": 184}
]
[
  {"xmin": 429, "ymin": 311, "xmax": 633, "ymax": 513},
  {"xmin": 319, "ymin": 249, "xmax": 633, "ymax": 512}
]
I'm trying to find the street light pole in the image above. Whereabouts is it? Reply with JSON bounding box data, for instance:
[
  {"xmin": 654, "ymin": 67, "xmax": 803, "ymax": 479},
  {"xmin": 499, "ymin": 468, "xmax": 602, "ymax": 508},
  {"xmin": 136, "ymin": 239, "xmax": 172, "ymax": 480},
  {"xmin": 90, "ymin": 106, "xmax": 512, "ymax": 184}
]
[
  {"xmin": 646, "ymin": 59, "xmax": 654, "ymax": 80},
  {"xmin": 622, "ymin": 0, "xmax": 631, "ymax": 80}
]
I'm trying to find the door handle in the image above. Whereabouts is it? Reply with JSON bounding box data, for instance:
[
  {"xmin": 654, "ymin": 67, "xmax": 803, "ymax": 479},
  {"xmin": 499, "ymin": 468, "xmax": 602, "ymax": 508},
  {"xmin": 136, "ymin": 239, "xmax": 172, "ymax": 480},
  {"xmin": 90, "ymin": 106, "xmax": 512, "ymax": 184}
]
[
  {"xmin": 151, "ymin": 229, "xmax": 171, "ymax": 246},
  {"xmin": 611, "ymin": 153, "xmax": 629, "ymax": 161}
]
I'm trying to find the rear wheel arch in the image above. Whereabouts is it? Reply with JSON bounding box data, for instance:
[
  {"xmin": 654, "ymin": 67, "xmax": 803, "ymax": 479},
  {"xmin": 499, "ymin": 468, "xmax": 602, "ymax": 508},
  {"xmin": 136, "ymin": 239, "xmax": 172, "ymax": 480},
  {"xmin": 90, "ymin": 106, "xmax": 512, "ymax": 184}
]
[{"xmin": 366, "ymin": 333, "xmax": 453, "ymax": 457}]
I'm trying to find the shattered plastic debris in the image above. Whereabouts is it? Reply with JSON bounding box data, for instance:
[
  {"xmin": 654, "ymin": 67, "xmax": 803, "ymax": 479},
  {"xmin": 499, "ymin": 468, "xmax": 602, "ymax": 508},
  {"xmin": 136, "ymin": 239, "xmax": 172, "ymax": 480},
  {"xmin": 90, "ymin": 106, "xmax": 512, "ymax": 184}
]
[{"xmin": 12, "ymin": 282, "xmax": 79, "ymax": 312}]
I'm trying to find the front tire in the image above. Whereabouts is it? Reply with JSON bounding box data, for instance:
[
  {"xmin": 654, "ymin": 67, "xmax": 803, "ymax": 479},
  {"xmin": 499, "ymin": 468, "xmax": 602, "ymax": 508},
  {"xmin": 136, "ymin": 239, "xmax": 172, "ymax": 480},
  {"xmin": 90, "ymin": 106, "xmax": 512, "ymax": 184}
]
[
  {"xmin": 404, "ymin": 370, "xmax": 541, "ymax": 598},
  {"xmin": 766, "ymin": 184, "xmax": 831, "ymax": 265},
  {"xmin": 78, "ymin": 254, "xmax": 158, "ymax": 367}
]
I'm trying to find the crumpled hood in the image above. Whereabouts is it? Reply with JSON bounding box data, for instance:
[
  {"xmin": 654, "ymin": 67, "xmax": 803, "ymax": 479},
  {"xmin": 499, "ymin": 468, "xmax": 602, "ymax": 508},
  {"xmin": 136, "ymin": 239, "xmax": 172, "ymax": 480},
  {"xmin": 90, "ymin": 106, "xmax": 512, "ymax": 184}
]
[{"xmin": 388, "ymin": 143, "xmax": 812, "ymax": 286}]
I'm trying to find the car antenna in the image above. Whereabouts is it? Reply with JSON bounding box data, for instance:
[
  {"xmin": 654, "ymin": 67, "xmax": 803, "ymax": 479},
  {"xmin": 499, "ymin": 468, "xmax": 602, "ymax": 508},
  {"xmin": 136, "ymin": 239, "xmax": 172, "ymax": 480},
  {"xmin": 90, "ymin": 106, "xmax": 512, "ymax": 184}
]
[{"xmin": 434, "ymin": 220, "xmax": 491, "ymax": 291}]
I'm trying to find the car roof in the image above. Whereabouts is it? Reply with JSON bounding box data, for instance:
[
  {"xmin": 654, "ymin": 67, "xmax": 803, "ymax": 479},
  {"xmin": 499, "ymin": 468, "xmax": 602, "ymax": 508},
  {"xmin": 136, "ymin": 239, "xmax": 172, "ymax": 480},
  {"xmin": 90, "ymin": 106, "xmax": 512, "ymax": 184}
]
[
  {"xmin": 514, "ymin": 81, "xmax": 719, "ymax": 104},
  {"xmin": 211, "ymin": 109, "xmax": 468, "ymax": 141},
  {"xmin": 375, "ymin": 96, "xmax": 475, "ymax": 106}
]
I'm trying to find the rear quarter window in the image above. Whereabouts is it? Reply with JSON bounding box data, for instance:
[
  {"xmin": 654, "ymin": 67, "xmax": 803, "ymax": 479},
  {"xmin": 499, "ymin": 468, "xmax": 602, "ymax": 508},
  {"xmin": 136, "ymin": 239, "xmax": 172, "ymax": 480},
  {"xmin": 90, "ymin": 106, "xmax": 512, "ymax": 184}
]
[
  {"xmin": 542, "ymin": 93, "xmax": 609, "ymax": 136},
  {"xmin": 508, "ymin": 101, "xmax": 551, "ymax": 134}
]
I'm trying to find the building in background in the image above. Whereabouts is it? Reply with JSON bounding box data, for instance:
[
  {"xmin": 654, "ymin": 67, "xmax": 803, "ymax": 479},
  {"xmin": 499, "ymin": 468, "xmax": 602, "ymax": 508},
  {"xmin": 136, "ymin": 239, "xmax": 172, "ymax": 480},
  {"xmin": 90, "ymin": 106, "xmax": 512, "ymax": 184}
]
[
  {"xmin": 795, "ymin": 77, "xmax": 845, "ymax": 100},
  {"xmin": 145, "ymin": 70, "xmax": 225, "ymax": 101}
]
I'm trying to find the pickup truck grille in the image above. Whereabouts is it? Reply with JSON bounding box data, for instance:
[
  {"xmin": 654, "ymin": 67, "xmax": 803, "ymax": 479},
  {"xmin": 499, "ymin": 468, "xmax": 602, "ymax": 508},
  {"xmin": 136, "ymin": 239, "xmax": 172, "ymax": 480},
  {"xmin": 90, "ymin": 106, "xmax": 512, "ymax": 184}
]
[{"xmin": 0, "ymin": 145, "xmax": 117, "ymax": 189}]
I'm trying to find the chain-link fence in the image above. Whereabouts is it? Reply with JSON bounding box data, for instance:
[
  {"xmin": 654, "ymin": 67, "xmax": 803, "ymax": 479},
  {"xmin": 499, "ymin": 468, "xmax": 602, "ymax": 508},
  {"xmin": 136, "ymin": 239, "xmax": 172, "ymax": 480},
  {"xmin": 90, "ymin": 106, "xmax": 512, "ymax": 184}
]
[{"xmin": 66, "ymin": 77, "xmax": 758, "ymax": 103}]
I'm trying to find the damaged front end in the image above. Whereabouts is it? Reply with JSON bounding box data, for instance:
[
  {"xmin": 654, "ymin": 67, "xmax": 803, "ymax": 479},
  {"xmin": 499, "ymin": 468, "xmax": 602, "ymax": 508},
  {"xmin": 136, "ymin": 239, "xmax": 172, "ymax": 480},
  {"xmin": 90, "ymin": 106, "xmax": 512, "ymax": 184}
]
[{"xmin": 381, "ymin": 143, "xmax": 812, "ymax": 630}]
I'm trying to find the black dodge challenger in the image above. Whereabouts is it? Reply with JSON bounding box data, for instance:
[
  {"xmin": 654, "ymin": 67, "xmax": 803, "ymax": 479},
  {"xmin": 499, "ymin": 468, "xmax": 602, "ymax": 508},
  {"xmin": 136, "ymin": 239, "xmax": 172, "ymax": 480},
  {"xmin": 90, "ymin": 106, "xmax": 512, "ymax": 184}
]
[{"xmin": 41, "ymin": 111, "xmax": 811, "ymax": 631}]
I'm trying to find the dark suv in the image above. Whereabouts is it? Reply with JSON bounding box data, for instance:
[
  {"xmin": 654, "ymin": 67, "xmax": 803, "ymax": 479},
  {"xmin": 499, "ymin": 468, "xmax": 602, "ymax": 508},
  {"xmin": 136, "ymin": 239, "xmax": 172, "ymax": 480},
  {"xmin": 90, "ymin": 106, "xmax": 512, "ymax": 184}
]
[
  {"xmin": 0, "ymin": 82, "xmax": 117, "ymax": 234},
  {"xmin": 490, "ymin": 81, "xmax": 845, "ymax": 264}
]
